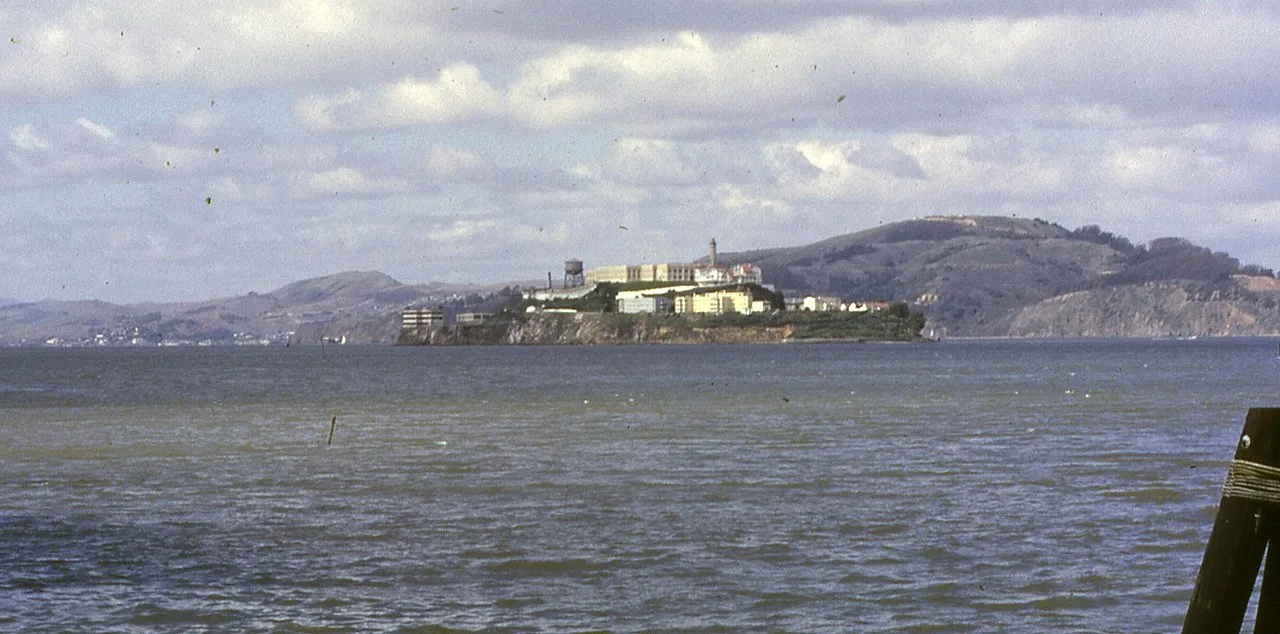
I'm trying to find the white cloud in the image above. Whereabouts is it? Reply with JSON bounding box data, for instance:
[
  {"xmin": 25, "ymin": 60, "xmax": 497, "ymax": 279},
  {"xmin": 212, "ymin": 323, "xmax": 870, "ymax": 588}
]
[
  {"xmin": 761, "ymin": 134, "xmax": 1067, "ymax": 204},
  {"xmin": 1066, "ymin": 104, "xmax": 1130, "ymax": 127},
  {"xmin": 599, "ymin": 137, "xmax": 700, "ymax": 186},
  {"xmin": 0, "ymin": 1, "xmax": 444, "ymax": 97},
  {"xmin": 892, "ymin": 133, "xmax": 1069, "ymax": 199},
  {"xmin": 307, "ymin": 167, "xmax": 401, "ymax": 195},
  {"xmin": 428, "ymin": 145, "xmax": 493, "ymax": 178},
  {"xmin": 1248, "ymin": 125, "xmax": 1280, "ymax": 153},
  {"xmin": 507, "ymin": 31, "xmax": 718, "ymax": 128},
  {"xmin": 713, "ymin": 184, "xmax": 793, "ymax": 221},
  {"xmin": 9, "ymin": 124, "xmax": 49, "ymax": 150},
  {"xmin": 769, "ymin": 140, "xmax": 902, "ymax": 202},
  {"xmin": 428, "ymin": 219, "xmax": 498, "ymax": 243},
  {"xmin": 296, "ymin": 64, "xmax": 502, "ymax": 131},
  {"xmin": 5, "ymin": 2, "xmax": 1280, "ymax": 301}
]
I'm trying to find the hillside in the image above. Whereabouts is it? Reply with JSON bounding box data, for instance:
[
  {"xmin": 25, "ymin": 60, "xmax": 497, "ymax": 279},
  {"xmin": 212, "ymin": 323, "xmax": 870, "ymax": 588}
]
[
  {"xmin": 0, "ymin": 272, "xmax": 510, "ymax": 346},
  {"xmin": 717, "ymin": 215, "xmax": 1279, "ymax": 337}
]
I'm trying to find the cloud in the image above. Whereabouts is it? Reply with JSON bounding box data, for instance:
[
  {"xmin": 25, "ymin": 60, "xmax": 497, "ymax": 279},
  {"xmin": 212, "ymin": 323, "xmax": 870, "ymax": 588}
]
[
  {"xmin": 307, "ymin": 167, "xmax": 402, "ymax": 195},
  {"xmin": 296, "ymin": 64, "xmax": 503, "ymax": 131},
  {"xmin": 599, "ymin": 137, "xmax": 701, "ymax": 185},
  {"xmin": 767, "ymin": 140, "xmax": 903, "ymax": 201},
  {"xmin": 0, "ymin": 1, "xmax": 447, "ymax": 98},
  {"xmin": 428, "ymin": 145, "xmax": 494, "ymax": 179},
  {"xmin": 75, "ymin": 117, "xmax": 115, "ymax": 139},
  {"xmin": 713, "ymin": 184, "xmax": 794, "ymax": 221},
  {"xmin": 497, "ymin": 8, "xmax": 1280, "ymax": 134},
  {"xmin": 253, "ymin": 5, "xmax": 1280, "ymax": 141},
  {"xmin": 9, "ymin": 124, "xmax": 49, "ymax": 151},
  {"xmin": 4, "ymin": 2, "xmax": 1280, "ymax": 302},
  {"xmin": 3, "ymin": 118, "xmax": 132, "ymax": 184},
  {"xmin": 761, "ymin": 134, "xmax": 1067, "ymax": 204},
  {"xmin": 427, "ymin": 219, "xmax": 499, "ymax": 243}
]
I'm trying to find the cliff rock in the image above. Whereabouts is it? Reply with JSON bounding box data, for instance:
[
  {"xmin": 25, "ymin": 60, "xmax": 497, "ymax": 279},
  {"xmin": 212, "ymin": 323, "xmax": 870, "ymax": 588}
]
[
  {"xmin": 1008, "ymin": 280, "xmax": 1280, "ymax": 337},
  {"xmin": 399, "ymin": 313, "xmax": 796, "ymax": 345}
]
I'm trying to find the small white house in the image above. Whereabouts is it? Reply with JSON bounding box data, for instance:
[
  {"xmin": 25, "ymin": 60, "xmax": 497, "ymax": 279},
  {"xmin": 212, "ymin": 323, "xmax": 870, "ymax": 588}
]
[{"xmin": 802, "ymin": 295, "xmax": 842, "ymax": 312}]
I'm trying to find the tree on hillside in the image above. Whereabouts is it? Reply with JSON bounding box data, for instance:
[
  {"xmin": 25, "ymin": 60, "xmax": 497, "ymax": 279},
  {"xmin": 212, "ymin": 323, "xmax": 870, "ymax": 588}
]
[
  {"xmin": 1105, "ymin": 237, "xmax": 1241, "ymax": 285},
  {"xmin": 1070, "ymin": 224, "xmax": 1135, "ymax": 254}
]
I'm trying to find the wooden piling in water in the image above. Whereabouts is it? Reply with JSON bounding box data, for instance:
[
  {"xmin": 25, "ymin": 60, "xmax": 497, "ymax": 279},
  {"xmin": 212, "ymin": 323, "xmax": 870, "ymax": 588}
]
[
  {"xmin": 327, "ymin": 415, "xmax": 337, "ymax": 446},
  {"xmin": 1184, "ymin": 408, "xmax": 1280, "ymax": 633}
]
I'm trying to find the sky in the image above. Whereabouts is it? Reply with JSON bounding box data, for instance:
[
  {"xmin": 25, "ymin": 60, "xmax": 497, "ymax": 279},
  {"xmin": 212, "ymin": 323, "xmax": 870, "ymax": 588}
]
[{"xmin": 4, "ymin": 0, "xmax": 1280, "ymax": 303}]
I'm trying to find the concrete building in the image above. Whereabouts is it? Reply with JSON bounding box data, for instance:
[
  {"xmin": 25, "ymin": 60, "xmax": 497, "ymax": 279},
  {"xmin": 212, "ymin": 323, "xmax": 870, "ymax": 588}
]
[
  {"xmin": 618, "ymin": 296, "xmax": 674, "ymax": 314},
  {"xmin": 585, "ymin": 238, "xmax": 760, "ymax": 287},
  {"xmin": 402, "ymin": 307, "xmax": 445, "ymax": 329},
  {"xmin": 694, "ymin": 262, "xmax": 763, "ymax": 286},
  {"xmin": 802, "ymin": 296, "xmax": 843, "ymax": 312},
  {"xmin": 524, "ymin": 283, "xmax": 598, "ymax": 302},
  {"xmin": 587, "ymin": 263, "xmax": 696, "ymax": 284},
  {"xmin": 674, "ymin": 285, "xmax": 774, "ymax": 315}
]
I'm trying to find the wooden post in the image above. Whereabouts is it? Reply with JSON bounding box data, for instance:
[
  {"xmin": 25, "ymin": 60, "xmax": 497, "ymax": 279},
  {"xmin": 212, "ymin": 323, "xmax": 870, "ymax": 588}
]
[
  {"xmin": 327, "ymin": 415, "xmax": 337, "ymax": 446},
  {"xmin": 1184, "ymin": 408, "xmax": 1280, "ymax": 633},
  {"xmin": 1257, "ymin": 542, "xmax": 1280, "ymax": 632}
]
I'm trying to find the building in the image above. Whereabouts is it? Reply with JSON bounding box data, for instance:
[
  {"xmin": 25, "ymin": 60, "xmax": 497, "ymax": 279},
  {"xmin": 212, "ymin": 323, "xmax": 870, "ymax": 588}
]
[
  {"xmin": 802, "ymin": 296, "xmax": 842, "ymax": 312},
  {"xmin": 402, "ymin": 307, "xmax": 445, "ymax": 329},
  {"xmin": 588, "ymin": 239, "xmax": 762, "ymax": 288},
  {"xmin": 673, "ymin": 284, "xmax": 776, "ymax": 315},
  {"xmin": 694, "ymin": 262, "xmax": 763, "ymax": 286},
  {"xmin": 456, "ymin": 312, "xmax": 494, "ymax": 325},
  {"xmin": 615, "ymin": 285, "xmax": 695, "ymax": 314},
  {"xmin": 524, "ymin": 283, "xmax": 598, "ymax": 302},
  {"xmin": 617, "ymin": 296, "xmax": 674, "ymax": 314},
  {"xmin": 586, "ymin": 264, "xmax": 636, "ymax": 284},
  {"xmin": 587, "ymin": 263, "xmax": 696, "ymax": 284}
]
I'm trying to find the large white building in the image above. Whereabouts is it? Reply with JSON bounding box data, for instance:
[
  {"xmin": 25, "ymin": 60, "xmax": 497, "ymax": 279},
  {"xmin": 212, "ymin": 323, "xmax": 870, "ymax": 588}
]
[
  {"xmin": 586, "ymin": 263, "xmax": 696, "ymax": 284},
  {"xmin": 673, "ymin": 284, "xmax": 775, "ymax": 315},
  {"xmin": 694, "ymin": 262, "xmax": 763, "ymax": 286},
  {"xmin": 587, "ymin": 238, "xmax": 764, "ymax": 288}
]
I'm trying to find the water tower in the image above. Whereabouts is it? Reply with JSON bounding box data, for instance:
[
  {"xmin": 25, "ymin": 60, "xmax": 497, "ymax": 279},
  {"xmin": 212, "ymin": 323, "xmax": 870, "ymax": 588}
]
[{"xmin": 564, "ymin": 258, "xmax": 585, "ymax": 288}]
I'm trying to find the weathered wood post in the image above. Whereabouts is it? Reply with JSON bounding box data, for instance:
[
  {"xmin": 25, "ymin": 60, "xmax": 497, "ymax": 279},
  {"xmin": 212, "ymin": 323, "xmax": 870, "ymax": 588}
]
[{"xmin": 1184, "ymin": 408, "xmax": 1280, "ymax": 633}]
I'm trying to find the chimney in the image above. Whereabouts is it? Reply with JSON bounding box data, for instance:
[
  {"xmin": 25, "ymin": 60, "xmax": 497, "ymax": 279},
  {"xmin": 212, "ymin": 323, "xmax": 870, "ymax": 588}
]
[{"xmin": 709, "ymin": 238, "xmax": 718, "ymax": 267}]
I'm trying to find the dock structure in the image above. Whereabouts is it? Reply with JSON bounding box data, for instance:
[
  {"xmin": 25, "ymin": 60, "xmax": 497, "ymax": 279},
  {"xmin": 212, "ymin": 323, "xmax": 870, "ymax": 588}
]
[{"xmin": 1184, "ymin": 408, "xmax": 1280, "ymax": 632}]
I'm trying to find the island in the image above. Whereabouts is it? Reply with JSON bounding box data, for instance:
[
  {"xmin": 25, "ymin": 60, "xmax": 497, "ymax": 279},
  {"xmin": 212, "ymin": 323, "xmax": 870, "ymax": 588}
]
[{"xmin": 397, "ymin": 278, "xmax": 928, "ymax": 346}]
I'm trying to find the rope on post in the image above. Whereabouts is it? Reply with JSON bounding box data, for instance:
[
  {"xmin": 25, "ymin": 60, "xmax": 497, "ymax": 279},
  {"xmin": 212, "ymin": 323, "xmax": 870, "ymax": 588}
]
[{"xmin": 1223, "ymin": 459, "xmax": 1280, "ymax": 504}]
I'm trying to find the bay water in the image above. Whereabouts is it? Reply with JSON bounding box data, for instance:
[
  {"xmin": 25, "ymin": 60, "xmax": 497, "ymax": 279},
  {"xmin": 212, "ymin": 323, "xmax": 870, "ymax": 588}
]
[{"xmin": 2, "ymin": 339, "xmax": 1278, "ymax": 632}]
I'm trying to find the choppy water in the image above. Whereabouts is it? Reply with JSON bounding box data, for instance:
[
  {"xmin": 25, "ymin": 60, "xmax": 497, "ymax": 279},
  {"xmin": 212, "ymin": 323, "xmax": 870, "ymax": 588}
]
[{"xmin": 2, "ymin": 339, "xmax": 1278, "ymax": 632}]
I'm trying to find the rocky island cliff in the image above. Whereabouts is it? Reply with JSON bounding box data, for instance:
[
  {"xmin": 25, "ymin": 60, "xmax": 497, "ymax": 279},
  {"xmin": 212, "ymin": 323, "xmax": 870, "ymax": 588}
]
[{"xmin": 398, "ymin": 310, "xmax": 926, "ymax": 346}]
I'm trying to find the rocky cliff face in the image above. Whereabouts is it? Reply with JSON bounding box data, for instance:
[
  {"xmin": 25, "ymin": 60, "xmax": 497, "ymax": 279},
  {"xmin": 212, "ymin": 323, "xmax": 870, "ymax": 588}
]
[
  {"xmin": 399, "ymin": 313, "xmax": 796, "ymax": 345},
  {"xmin": 1008, "ymin": 280, "xmax": 1280, "ymax": 337}
]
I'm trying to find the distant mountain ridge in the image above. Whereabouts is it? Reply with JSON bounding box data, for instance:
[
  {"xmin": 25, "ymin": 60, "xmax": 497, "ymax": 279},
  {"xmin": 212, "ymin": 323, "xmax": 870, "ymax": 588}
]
[
  {"xmin": 0, "ymin": 272, "xmax": 514, "ymax": 346},
  {"xmin": 4, "ymin": 215, "xmax": 1278, "ymax": 343}
]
